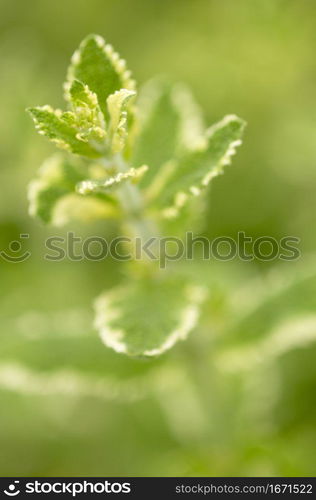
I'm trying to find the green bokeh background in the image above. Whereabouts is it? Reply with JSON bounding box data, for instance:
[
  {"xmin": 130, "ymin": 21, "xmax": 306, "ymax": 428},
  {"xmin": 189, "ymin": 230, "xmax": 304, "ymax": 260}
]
[{"xmin": 0, "ymin": 0, "xmax": 315, "ymax": 476}]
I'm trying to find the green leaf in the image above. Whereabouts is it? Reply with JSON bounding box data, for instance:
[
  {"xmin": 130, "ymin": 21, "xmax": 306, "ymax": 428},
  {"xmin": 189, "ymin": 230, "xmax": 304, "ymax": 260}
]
[
  {"xmin": 215, "ymin": 263, "xmax": 316, "ymax": 372},
  {"xmin": 65, "ymin": 34, "xmax": 135, "ymax": 119},
  {"xmin": 107, "ymin": 89, "xmax": 136, "ymax": 153},
  {"xmin": 218, "ymin": 314, "xmax": 316, "ymax": 374},
  {"xmin": 172, "ymin": 82, "xmax": 206, "ymax": 153},
  {"xmin": 27, "ymin": 105, "xmax": 101, "ymax": 158},
  {"xmin": 147, "ymin": 115, "xmax": 246, "ymax": 218},
  {"xmin": 77, "ymin": 165, "xmax": 148, "ymax": 195},
  {"xmin": 94, "ymin": 275, "xmax": 206, "ymax": 357},
  {"xmin": 52, "ymin": 193, "xmax": 119, "ymax": 226},
  {"xmin": 28, "ymin": 154, "xmax": 117, "ymax": 225},
  {"xmin": 131, "ymin": 79, "xmax": 205, "ymax": 188}
]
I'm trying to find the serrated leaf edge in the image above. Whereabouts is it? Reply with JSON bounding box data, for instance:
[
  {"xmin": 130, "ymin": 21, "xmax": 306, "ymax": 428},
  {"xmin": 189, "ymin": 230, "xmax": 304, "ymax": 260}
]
[
  {"xmin": 162, "ymin": 115, "xmax": 245, "ymax": 218},
  {"xmin": 76, "ymin": 165, "xmax": 148, "ymax": 195},
  {"xmin": 28, "ymin": 105, "xmax": 75, "ymax": 153},
  {"xmin": 64, "ymin": 34, "xmax": 136, "ymax": 100}
]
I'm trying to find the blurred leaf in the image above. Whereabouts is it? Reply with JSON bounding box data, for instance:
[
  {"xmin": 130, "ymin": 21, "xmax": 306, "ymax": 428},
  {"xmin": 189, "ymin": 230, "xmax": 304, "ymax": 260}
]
[
  {"xmin": 27, "ymin": 106, "xmax": 101, "ymax": 158},
  {"xmin": 223, "ymin": 264, "xmax": 316, "ymax": 347},
  {"xmin": 52, "ymin": 194, "xmax": 119, "ymax": 226},
  {"xmin": 94, "ymin": 274, "xmax": 206, "ymax": 357},
  {"xmin": 65, "ymin": 34, "xmax": 135, "ymax": 119},
  {"xmin": 217, "ymin": 314, "xmax": 316, "ymax": 373},
  {"xmin": 28, "ymin": 154, "xmax": 117, "ymax": 225},
  {"xmin": 147, "ymin": 115, "xmax": 245, "ymax": 218},
  {"xmin": 132, "ymin": 79, "xmax": 205, "ymax": 188},
  {"xmin": 214, "ymin": 263, "xmax": 316, "ymax": 374}
]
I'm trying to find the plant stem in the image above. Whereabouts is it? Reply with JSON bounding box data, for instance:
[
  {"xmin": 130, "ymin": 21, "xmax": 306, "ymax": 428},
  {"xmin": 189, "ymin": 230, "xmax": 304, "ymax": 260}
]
[{"xmin": 113, "ymin": 154, "xmax": 160, "ymax": 266}]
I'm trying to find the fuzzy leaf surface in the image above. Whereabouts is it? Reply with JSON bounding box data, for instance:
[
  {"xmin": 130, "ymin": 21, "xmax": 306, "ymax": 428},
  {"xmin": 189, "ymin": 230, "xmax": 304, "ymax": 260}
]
[
  {"xmin": 66, "ymin": 34, "xmax": 135, "ymax": 119},
  {"xmin": 77, "ymin": 165, "xmax": 148, "ymax": 195},
  {"xmin": 28, "ymin": 106, "xmax": 101, "ymax": 158}
]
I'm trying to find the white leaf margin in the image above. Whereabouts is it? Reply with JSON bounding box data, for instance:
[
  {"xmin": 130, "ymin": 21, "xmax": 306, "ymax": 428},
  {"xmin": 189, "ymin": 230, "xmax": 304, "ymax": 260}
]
[
  {"xmin": 162, "ymin": 114, "xmax": 245, "ymax": 218},
  {"xmin": 65, "ymin": 34, "xmax": 136, "ymax": 100},
  {"xmin": 76, "ymin": 165, "xmax": 148, "ymax": 195},
  {"xmin": 94, "ymin": 284, "xmax": 207, "ymax": 357}
]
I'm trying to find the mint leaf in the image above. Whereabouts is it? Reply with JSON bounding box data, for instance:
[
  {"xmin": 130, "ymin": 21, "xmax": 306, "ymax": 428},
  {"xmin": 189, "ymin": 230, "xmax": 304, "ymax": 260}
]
[
  {"xmin": 52, "ymin": 194, "xmax": 119, "ymax": 227},
  {"xmin": 27, "ymin": 106, "xmax": 101, "ymax": 158},
  {"xmin": 94, "ymin": 275, "xmax": 206, "ymax": 357},
  {"xmin": 28, "ymin": 154, "xmax": 117, "ymax": 224},
  {"xmin": 216, "ymin": 265, "xmax": 316, "ymax": 372},
  {"xmin": 132, "ymin": 79, "xmax": 205, "ymax": 188},
  {"xmin": 69, "ymin": 78, "xmax": 101, "ymax": 111},
  {"xmin": 107, "ymin": 89, "xmax": 136, "ymax": 153},
  {"xmin": 66, "ymin": 34, "xmax": 135, "ymax": 119},
  {"xmin": 147, "ymin": 115, "xmax": 246, "ymax": 217}
]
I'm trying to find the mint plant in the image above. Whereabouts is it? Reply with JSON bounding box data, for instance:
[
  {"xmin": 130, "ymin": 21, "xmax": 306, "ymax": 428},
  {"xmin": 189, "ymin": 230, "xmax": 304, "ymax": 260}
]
[{"xmin": 28, "ymin": 34, "xmax": 245, "ymax": 357}]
